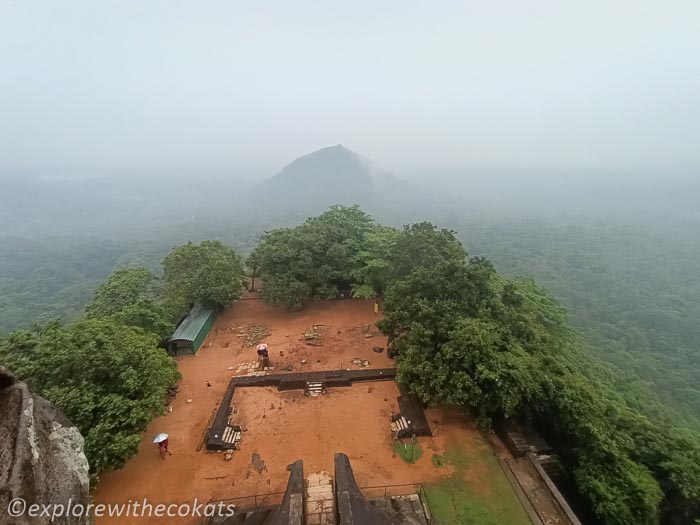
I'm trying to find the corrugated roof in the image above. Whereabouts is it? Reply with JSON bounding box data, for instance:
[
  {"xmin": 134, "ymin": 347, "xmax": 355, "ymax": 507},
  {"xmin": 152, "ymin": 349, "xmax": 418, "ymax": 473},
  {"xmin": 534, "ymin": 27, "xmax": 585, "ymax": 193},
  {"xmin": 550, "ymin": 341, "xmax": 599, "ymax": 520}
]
[{"xmin": 169, "ymin": 302, "xmax": 216, "ymax": 342}]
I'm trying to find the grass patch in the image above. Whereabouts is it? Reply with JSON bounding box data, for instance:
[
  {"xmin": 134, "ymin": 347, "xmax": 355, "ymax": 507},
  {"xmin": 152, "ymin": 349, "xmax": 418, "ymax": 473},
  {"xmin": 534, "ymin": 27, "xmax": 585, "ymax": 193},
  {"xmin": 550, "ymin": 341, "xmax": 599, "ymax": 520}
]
[
  {"xmin": 432, "ymin": 453, "xmax": 446, "ymax": 467},
  {"xmin": 423, "ymin": 443, "xmax": 531, "ymax": 525},
  {"xmin": 394, "ymin": 439, "xmax": 423, "ymax": 464}
]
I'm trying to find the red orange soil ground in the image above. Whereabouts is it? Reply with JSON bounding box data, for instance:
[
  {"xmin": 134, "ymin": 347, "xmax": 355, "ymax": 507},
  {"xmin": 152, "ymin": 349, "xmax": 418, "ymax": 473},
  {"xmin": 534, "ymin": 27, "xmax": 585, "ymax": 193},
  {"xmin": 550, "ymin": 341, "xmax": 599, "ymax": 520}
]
[
  {"xmin": 212, "ymin": 298, "xmax": 395, "ymax": 373},
  {"xmin": 94, "ymin": 299, "xmax": 507, "ymax": 524}
]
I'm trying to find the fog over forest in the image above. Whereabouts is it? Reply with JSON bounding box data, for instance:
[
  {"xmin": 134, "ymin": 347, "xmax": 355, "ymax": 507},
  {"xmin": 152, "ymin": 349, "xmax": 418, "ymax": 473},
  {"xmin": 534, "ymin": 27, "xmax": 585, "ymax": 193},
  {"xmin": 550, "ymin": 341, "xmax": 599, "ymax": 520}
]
[{"xmin": 1, "ymin": 3, "xmax": 699, "ymax": 525}]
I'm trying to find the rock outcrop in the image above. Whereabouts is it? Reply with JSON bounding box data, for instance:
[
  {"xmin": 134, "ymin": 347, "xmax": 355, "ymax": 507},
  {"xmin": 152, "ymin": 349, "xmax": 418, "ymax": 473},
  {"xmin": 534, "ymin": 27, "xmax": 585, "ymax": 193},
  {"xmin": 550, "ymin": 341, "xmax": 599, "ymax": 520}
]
[{"xmin": 0, "ymin": 366, "xmax": 91, "ymax": 525}]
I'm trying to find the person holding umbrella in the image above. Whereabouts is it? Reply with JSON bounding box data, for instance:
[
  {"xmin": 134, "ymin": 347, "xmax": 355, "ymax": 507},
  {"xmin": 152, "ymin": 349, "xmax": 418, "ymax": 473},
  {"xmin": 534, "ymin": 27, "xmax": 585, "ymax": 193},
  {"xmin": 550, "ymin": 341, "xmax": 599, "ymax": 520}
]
[
  {"xmin": 153, "ymin": 433, "xmax": 172, "ymax": 460},
  {"xmin": 256, "ymin": 343, "xmax": 270, "ymax": 368}
]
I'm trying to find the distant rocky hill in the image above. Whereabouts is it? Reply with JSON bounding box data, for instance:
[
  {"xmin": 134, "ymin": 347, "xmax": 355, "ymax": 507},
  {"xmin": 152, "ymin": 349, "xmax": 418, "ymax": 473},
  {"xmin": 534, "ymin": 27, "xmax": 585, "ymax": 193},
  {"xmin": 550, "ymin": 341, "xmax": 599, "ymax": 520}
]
[{"xmin": 255, "ymin": 145, "xmax": 430, "ymax": 222}]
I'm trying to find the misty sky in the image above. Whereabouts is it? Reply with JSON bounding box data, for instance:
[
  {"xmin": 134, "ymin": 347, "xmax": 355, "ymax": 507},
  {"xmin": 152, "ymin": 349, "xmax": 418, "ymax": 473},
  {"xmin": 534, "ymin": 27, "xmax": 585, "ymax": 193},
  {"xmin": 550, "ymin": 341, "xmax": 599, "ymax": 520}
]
[{"xmin": 1, "ymin": 1, "xmax": 698, "ymax": 178}]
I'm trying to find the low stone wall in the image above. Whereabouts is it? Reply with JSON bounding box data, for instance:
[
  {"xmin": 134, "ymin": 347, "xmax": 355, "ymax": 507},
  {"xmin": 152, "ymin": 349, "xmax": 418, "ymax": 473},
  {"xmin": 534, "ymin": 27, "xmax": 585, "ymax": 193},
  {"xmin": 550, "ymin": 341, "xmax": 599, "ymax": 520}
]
[{"xmin": 206, "ymin": 369, "xmax": 396, "ymax": 451}]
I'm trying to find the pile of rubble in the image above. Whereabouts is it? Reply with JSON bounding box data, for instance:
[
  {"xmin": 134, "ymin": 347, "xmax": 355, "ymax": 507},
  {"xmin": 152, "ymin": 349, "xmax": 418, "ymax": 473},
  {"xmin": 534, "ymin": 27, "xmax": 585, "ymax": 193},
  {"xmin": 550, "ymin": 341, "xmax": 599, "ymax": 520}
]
[
  {"xmin": 232, "ymin": 324, "xmax": 271, "ymax": 347},
  {"xmin": 300, "ymin": 324, "xmax": 327, "ymax": 346},
  {"xmin": 230, "ymin": 361, "xmax": 266, "ymax": 376}
]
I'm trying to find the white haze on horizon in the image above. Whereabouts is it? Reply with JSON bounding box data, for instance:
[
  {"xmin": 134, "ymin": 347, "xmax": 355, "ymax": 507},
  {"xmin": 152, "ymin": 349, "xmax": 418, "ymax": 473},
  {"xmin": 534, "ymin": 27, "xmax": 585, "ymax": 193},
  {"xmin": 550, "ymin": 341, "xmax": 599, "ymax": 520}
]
[{"xmin": 1, "ymin": 1, "xmax": 699, "ymax": 180}]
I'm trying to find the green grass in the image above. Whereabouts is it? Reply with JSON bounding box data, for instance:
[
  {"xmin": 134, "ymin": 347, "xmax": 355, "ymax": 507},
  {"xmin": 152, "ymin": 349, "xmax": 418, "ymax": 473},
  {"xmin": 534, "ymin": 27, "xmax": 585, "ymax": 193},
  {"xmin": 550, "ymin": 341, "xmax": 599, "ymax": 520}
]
[
  {"xmin": 423, "ymin": 443, "xmax": 531, "ymax": 525},
  {"xmin": 432, "ymin": 453, "xmax": 446, "ymax": 467},
  {"xmin": 394, "ymin": 439, "xmax": 423, "ymax": 464}
]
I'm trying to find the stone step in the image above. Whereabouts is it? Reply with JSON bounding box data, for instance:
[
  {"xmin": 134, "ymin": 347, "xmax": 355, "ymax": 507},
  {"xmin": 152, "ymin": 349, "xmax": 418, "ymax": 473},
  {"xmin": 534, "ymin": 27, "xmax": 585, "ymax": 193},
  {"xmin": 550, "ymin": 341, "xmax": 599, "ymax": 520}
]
[
  {"xmin": 221, "ymin": 426, "xmax": 241, "ymax": 447},
  {"xmin": 306, "ymin": 486, "xmax": 333, "ymax": 495},
  {"xmin": 306, "ymin": 381, "xmax": 325, "ymax": 397},
  {"xmin": 305, "ymin": 472, "xmax": 335, "ymax": 525}
]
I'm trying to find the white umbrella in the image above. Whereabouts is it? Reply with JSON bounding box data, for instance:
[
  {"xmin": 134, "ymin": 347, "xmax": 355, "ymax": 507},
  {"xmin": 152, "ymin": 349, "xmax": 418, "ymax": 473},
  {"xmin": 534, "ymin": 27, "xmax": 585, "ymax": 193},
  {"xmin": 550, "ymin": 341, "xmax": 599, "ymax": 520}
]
[{"xmin": 152, "ymin": 433, "xmax": 169, "ymax": 444}]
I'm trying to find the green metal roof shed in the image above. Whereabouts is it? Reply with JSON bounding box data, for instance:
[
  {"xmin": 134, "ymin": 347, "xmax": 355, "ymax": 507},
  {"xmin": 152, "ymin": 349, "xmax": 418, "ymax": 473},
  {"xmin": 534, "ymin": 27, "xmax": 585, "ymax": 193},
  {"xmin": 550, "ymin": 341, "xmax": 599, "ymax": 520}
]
[{"xmin": 168, "ymin": 302, "xmax": 218, "ymax": 355}]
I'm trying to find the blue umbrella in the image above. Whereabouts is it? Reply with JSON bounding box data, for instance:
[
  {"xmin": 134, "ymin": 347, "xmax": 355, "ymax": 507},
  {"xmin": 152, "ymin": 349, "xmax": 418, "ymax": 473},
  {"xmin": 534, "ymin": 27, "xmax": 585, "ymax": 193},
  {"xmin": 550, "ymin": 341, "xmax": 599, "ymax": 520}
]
[{"xmin": 152, "ymin": 433, "xmax": 169, "ymax": 444}]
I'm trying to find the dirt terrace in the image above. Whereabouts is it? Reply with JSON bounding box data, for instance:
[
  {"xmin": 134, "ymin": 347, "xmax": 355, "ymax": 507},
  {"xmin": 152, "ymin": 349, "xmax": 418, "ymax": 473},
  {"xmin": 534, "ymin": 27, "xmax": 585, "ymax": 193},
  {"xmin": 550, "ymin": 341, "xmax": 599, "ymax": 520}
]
[
  {"xmin": 93, "ymin": 298, "xmax": 512, "ymax": 525},
  {"xmin": 209, "ymin": 298, "xmax": 394, "ymax": 374}
]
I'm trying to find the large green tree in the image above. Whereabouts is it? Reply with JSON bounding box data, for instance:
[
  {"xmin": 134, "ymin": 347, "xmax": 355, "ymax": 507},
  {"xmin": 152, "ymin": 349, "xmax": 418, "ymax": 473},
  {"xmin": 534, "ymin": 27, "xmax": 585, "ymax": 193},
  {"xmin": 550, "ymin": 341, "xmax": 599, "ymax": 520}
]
[
  {"xmin": 251, "ymin": 205, "xmax": 376, "ymax": 309},
  {"xmin": 377, "ymin": 223, "xmax": 496, "ymax": 352},
  {"xmin": 109, "ymin": 299, "xmax": 174, "ymax": 341},
  {"xmin": 375, "ymin": 221, "xmax": 699, "ymax": 525},
  {"xmin": 162, "ymin": 240, "xmax": 245, "ymax": 314},
  {"xmin": 350, "ymin": 225, "xmax": 399, "ymax": 298},
  {"xmin": 85, "ymin": 267, "xmax": 158, "ymax": 317},
  {"xmin": 85, "ymin": 267, "xmax": 173, "ymax": 340},
  {"xmin": 0, "ymin": 318, "xmax": 180, "ymax": 473}
]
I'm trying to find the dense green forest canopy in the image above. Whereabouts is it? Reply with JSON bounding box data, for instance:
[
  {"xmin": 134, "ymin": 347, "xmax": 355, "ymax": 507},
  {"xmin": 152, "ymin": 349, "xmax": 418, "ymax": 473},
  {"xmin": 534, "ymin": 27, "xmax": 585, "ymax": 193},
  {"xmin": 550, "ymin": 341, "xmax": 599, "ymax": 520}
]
[
  {"xmin": 84, "ymin": 267, "xmax": 174, "ymax": 341},
  {"xmin": 0, "ymin": 201, "xmax": 698, "ymax": 427},
  {"xmin": 162, "ymin": 240, "xmax": 246, "ymax": 313},
  {"xmin": 249, "ymin": 205, "xmax": 377, "ymax": 308},
  {"xmin": 457, "ymin": 220, "xmax": 700, "ymax": 428}
]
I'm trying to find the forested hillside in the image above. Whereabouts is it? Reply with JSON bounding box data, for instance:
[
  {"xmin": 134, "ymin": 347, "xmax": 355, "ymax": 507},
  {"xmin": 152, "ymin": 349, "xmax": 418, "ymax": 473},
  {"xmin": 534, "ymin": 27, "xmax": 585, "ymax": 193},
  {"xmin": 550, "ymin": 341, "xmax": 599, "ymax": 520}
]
[
  {"xmin": 458, "ymin": 219, "xmax": 700, "ymax": 427},
  {"xmin": 0, "ymin": 224, "xmax": 263, "ymax": 331},
  {"xmin": 1, "ymin": 202, "xmax": 698, "ymax": 429},
  {"xmin": 1, "ymin": 162, "xmax": 698, "ymax": 431},
  {"xmin": 0, "ymin": 236, "xmax": 134, "ymax": 330}
]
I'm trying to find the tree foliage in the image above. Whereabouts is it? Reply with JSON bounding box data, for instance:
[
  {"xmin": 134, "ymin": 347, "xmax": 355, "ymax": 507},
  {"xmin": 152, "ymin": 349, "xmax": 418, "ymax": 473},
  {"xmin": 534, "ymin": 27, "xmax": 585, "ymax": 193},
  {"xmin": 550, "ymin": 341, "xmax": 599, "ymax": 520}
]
[
  {"xmin": 456, "ymin": 220, "xmax": 700, "ymax": 428},
  {"xmin": 85, "ymin": 267, "xmax": 158, "ymax": 317},
  {"xmin": 109, "ymin": 299, "xmax": 174, "ymax": 342},
  {"xmin": 85, "ymin": 267, "xmax": 173, "ymax": 340},
  {"xmin": 2, "ymin": 195, "xmax": 698, "ymax": 430},
  {"xmin": 251, "ymin": 205, "xmax": 376, "ymax": 309},
  {"xmin": 0, "ymin": 318, "xmax": 180, "ymax": 473},
  {"xmin": 375, "ymin": 221, "xmax": 700, "ymax": 525},
  {"xmin": 349, "ymin": 225, "xmax": 399, "ymax": 298},
  {"xmin": 162, "ymin": 240, "xmax": 245, "ymax": 314}
]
